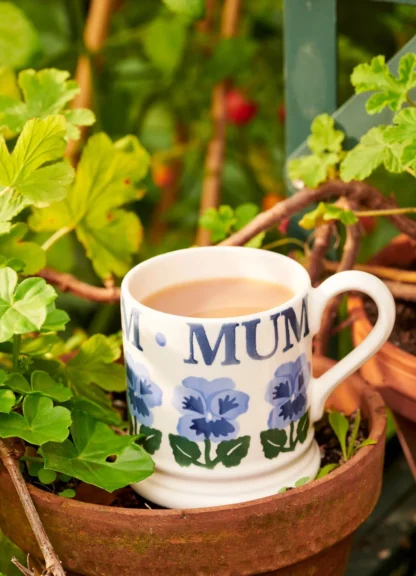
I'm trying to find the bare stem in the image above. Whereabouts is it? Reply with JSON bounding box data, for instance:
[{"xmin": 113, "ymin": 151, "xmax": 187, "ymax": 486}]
[
  {"xmin": 12, "ymin": 335, "xmax": 20, "ymax": 370},
  {"xmin": 314, "ymin": 199, "xmax": 361, "ymax": 356},
  {"xmin": 308, "ymin": 222, "xmax": 334, "ymax": 286},
  {"xmin": 323, "ymin": 260, "xmax": 416, "ymax": 284},
  {"xmin": 196, "ymin": 0, "xmax": 242, "ymax": 245},
  {"xmin": 41, "ymin": 227, "xmax": 72, "ymax": 252},
  {"xmin": 0, "ymin": 439, "xmax": 65, "ymax": 576},
  {"xmin": 38, "ymin": 268, "xmax": 120, "ymax": 303},
  {"xmin": 11, "ymin": 557, "xmax": 34, "ymax": 576},
  {"xmin": 355, "ymin": 207, "xmax": 416, "ymax": 217}
]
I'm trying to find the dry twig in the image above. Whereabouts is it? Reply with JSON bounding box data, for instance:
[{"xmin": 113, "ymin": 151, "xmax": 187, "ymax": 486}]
[{"xmin": 38, "ymin": 269, "xmax": 120, "ymax": 303}]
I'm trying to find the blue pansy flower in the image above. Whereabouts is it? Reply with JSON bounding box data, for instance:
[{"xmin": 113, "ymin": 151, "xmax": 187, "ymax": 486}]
[
  {"xmin": 266, "ymin": 354, "xmax": 310, "ymax": 430},
  {"xmin": 125, "ymin": 354, "xmax": 163, "ymax": 426},
  {"xmin": 173, "ymin": 377, "xmax": 249, "ymax": 443}
]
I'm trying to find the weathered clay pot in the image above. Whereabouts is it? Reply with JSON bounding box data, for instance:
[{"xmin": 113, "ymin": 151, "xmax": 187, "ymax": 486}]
[
  {"xmin": 348, "ymin": 234, "xmax": 416, "ymax": 424},
  {"xmin": 0, "ymin": 357, "xmax": 385, "ymax": 576}
]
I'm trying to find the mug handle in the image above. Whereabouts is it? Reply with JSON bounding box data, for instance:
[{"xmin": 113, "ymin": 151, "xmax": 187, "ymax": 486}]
[{"xmin": 308, "ymin": 270, "xmax": 395, "ymax": 422}]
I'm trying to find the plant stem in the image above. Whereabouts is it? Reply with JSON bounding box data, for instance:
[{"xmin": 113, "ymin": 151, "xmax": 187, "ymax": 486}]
[
  {"xmin": 0, "ymin": 439, "xmax": 65, "ymax": 576},
  {"xmin": 289, "ymin": 422, "xmax": 295, "ymax": 449},
  {"xmin": 12, "ymin": 335, "xmax": 21, "ymax": 370},
  {"xmin": 354, "ymin": 207, "xmax": 416, "ymax": 218},
  {"xmin": 308, "ymin": 222, "xmax": 334, "ymax": 286},
  {"xmin": 41, "ymin": 227, "xmax": 72, "ymax": 251},
  {"xmin": 262, "ymin": 237, "xmax": 306, "ymax": 251},
  {"xmin": 196, "ymin": 0, "xmax": 242, "ymax": 246},
  {"xmin": 204, "ymin": 439, "xmax": 213, "ymax": 467},
  {"xmin": 38, "ymin": 268, "xmax": 120, "ymax": 303},
  {"xmin": 323, "ymin": 259, "xmax": 416, "ymax": 284},
  {"xmin": 407, "ymin": 94, "xmax": 416, "ymax": 107}
]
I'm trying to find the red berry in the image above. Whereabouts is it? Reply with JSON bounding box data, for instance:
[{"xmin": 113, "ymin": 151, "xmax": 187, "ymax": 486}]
[
  {"xmin": 152, "ymin": 165, "xmax": 176, "ymax": 188},
  {"xmin": 226, "ymin": 89, "xmax": 257, "ymax": 125},
  {"xmin": 277, "ymin": 102, "xmax": 286, "ymax": 124},
  {"xmin": 278, "ymin": 217, "xmax": 290, "ymax": 235},
  {"xmin": 359, "ymin": 216, "xmax": 376, "ymax": 234}
]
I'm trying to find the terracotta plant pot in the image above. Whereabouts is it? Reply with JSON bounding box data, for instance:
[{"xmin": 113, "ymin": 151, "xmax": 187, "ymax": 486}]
[
  {"xmin": 348, "ymin": 234, "xmax": 416, "ymax": 424},
  {"xmin": 0, "ymin": 357, "xmax": 385, "ymax": 576}
]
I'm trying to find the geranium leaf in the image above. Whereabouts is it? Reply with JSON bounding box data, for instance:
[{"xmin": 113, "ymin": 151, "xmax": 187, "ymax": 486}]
[
  {"xmin": 162, "ymin": 0, "xmax": 204, "ymax": 19},
  {"xmin": 0, "ymin": 3, "xmax": 39, "ymax": 70},
  {"xmin": 0, "ymin": 394, "xmax": 71, "ymax": 444},
  {"xmin": 288, "ymin": 153, "xmax": 338, "ymax": 188},
  {"xmin": 0, "ymin": 115, "xmax": 74, "ymax": 226},
  {"xmin": 341, "ymin": 126, "xmax": 394, "ymax": 181},
  {"xmin": 4, "ymin": 370, "xmax": 72, "ymax": 402},
  {"xmin": 40, "ymin": 410, "xmax": 154, "ymax": 492},
  {"xmin": 143, "ymin": 16, "xmax": 187, "ymax": 74},
  {"xmin": 199, "ymin": 205, "xmax": 236, "ymax": 243},
  {"xmin": 298, "ymin": 202, "xmax": 358, "ymax": 230},
  {"xmin": 307, "ymin": 114, "xmax": 344, "ymax": 155},
  {"xmin": 66, "ymin": 334, "xmax": 126, "ymax": 394},
  {"xmin": 66, "ymin": 396, "xmax": 122, "ymax": 427},
  {"xmin": 41, "ymin": 304, "xmax": 69, "ymax": 332},
  {"xmin": 0, "ymin": 69, "xmax": 95, "ymax": 137},
  {"xmin": 29, "ymin": 132, "xmax": 149, "ymax": 279},
  {"xmin": 234, "ymin": 203, "xmax": 259, "ymax": 230},
  {"xmin": 0, "ymin": 267, "xmax": 57, "ymax": 342},
  {"xmin": 0, "ymin": 223, "xmax": 45, "ymax": 275},
  {"xmin": 0, "ymin": 389, "xmax": 16, "ymax": 413}
]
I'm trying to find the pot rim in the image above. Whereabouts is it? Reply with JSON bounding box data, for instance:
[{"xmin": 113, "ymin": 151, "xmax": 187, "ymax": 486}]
[
  {"xmin": 17, "ymin": 358, "xmax": 386, "ymax": 519},
  {"xmin": 348, "ymin": 294, "xmax": 414, "ymax": 363}
]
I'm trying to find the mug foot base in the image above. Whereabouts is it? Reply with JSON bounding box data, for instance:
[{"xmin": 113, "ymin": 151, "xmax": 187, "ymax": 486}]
[{"xmin": 131, "ymin": 440, "xmax": 321, "ymax": 509}]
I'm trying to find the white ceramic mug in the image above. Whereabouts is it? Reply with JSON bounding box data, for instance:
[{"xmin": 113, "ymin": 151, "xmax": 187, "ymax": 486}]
[{"xmin": 121, "ymin": 247, "xmax": 395, "ymax": 509}]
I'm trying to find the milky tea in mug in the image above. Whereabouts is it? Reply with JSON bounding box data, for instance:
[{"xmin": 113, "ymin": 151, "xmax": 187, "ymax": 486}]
[{"xmin": 121, "ymin": 247, "xmax": 395, "ymax": 509}]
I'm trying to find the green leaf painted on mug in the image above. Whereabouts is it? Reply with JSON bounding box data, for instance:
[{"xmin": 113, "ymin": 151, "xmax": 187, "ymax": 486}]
[
  {"xmin": 260, "ymin": 428, "xmax": 287, "ymax": 459},
  {"xmin": 139, "ymin": 425, "xmax": 162, "ymax": 455},
  {"xmin": 169, "ymin": 433, "xmax": 201, "ymax": 466},
  {"xmin": 215, "ymin": 436, "xmax": 250, "ymax": 468},
  {"xmin": 296, "ymin": 412, "xmax": 309, "ymax": 444}
]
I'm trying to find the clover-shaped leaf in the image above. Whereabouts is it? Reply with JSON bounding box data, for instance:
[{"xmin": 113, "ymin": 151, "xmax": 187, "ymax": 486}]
[
  {"xmin": 340, "ymin": 126, "xmax": 403, "ymax": 181},
  {"xmin": 0, "ymin": 394, "xmax": 71, "ymax": 444},
  {"xmin": 288, "ymin": 114, "xmax": 343, "ymax": 188},
  {"xmin": 0, "ymin": 389, "xmax": 16, "ymax": 413},
  {"xmin": 351, "ymin": 54, "xmax": 416, "ymax": 114},
  {"xmin": 199, "ymin": 205, "xmax": 236, "ymax": 243},
  {"xmin": 0, "ymin": 68, "xmax": 95, "ymax": 138},
  {"xmin": 0, "ymin": 223, "xmax": 45, "ymax": 275},
  {"xmin": 299, "ymin": 202, "xmax": 358, "ymax": 230},
  {"xmin": 40, "ymin": 410, "xmax": 154, "ymax": 492},
  {"xmin": 0, "ymin": 267, "xmax": 57, "ymax": 342},
  {"xmin": 66, "ymin": 334, "xmax": 126, "ymax": 394},
  {"xmin": 29, "ymin": 133, "xmax": 149, "ymax": 279},
  {"xmin": 0, "ymin": 115, "xmax": 74, "ymax": 226},
  {"xmin": 4, "ymin": 371, "xmax": 72, "ymax": 402}
]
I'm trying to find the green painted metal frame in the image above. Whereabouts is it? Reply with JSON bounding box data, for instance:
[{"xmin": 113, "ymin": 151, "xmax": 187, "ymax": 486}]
[{"xmin": 284, "ymin": 0, "xmax": 416, "ymax": 173}]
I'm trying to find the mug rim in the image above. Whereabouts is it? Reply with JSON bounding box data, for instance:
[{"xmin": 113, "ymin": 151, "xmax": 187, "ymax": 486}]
[{"xmin": 121, "ymin": 246, "xmax": 311, "ymax": 324}]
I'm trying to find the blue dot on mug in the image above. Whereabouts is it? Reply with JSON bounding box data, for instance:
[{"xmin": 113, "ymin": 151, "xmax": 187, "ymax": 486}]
[{"xmin": 155, "ymin": 332, "xmax": 166, "ymax": 347}]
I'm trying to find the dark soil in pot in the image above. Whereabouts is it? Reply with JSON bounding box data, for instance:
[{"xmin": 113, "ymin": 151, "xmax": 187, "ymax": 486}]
[
  {"xmin": 364, "ymin": 297, "xmax": 416, "ymax": 355},
  {"xmin": 0, "ymin": 358, "xmax": 386, "ymax": 576}
]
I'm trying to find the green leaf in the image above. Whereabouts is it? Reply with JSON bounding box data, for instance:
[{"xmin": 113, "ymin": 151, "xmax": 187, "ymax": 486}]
[
  {"xmin": 139, "ymin": 425, "xmax": 162, "ymax": 455},
  {"xmin": 0, "ymin": 389, "xmax": 15, "ymax": 413},
  {"xmin": 215, "ymin": 436, "xmax": 250, "ymax": 467},
  {"xmin": 199, "ymin": 205, "xmax": 235, "ymax": 243},
  {"xmin": 40, "ymin": 411, "xmax": 154, "ymax": 492},
  {"xmin": 383, "ymin": 108, "xmax": 416, "ymax": 171},
  {"xmin": 162, "ymin": 0, "xmax": 204, "ymax": 19},
  {"xmin": 0, "ymin": 3, "xmax": 39, "ymax": 69},
  {"xmin": 328, "ymin": 410, "xmax": 349, "ymax": 461},
  {"xmin": 0, "ymin": 267, "xmax": 57, "ymax": 342},
  {"xmin": 0, "ymin": 69, "xmax": 95, "ymax": 137},
  {"xmin": 296, "ymin": 412, "xmax": 309, "ymax": 444},
  {"xmin": 347, "ymin": 410, "xmax": 361, "ymax": 460},
  {"xmin": 169, "ymin": 433, "xmax": 201, "ymax": 466},
  {"xmin": 260, "ymin": 428, "xmax": 287, "ymax": 459},
  {"xmin": 0, "ymin": 394, "xmax": 71, "ymax": 444},
  {"xmin": 315, "ymin": 463, "xmax": 339, "ymax": 479},
  {"xmin": 0, "ymin": 224, "xmax": 45, "ymax": 275},
  {"xmin": 294, "ymin": 476, "xmax": 309, "ymax": 487},
  {"xmin": 66, "ymin": 334, "xmax": 125, "ymax": 395},
  {"xmin": 143, "ymin": 16, "xmax": 187, "ymax": 74},
  {"xmin": 234, "ymin": 203, "xmax": 259, "ymax": 230},
  {"xmin": 58, "ymin": 488, "xmax": 76, "ymax": 498},
  {"xmin": 58, "ymin": 488, "xmax": 77, "ymax": 498},
  {"xmin": 288, "ymin": 154, "xmax": 338, "ymax": 189},
  {"xmin": 299, "ymin": 202, "xmax": 358, "ymax": 230},
  {"xmin": 30, "ymin": 133, "xmax": 149, "ymax": 279},
  {"xmin": 351, "ymin": 55, "xmax": 409, "ymax": 114},
  {"xmin": 0, "ymin": 115, "xmax": 74, "ymax": 225},
  {"xmin": 353, "ymin": 438, "xmax": 377, "ymax": 454},
  {"xmin": 38, "ymin": 467, "xmax": 57, "ymax": 484},
  {"xmin": 277, "ymin": 487, "xmax": 288, "ymax": 493},
  {"xmin": 244, "ymin": 232, "xmax": 265, "ymax": 248},
  {"xmin": 41, "ymin": 304, "xmax": 69, "ymax": 333},
  {"xmin": 307, "ymin": 114, "xmax": 344, "ymax": 155},
  {"xmin": 66, "ymin": 396, "xmax": 121, "ymax": 427},
  {"xmin": 4, "ymin": 371, "xmax": 72, "ymax": 402}
]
